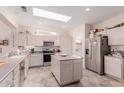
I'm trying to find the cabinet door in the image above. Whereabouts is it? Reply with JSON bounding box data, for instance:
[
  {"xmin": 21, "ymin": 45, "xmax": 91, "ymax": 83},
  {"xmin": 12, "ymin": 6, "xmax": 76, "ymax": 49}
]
[
  {"xmin": 30, "ymin": 54, "xmax": 43, "ymax": 67},
  {"xmin": 13, "ymin": 70, "xmax": 20, "ymax": 87},
  {"xmin": 0, "ymin": 72, "xmax": 13, "ymax": 87},
  {"xmin": 105, "ymin": 56, "xmax": 122, "ymax": 79},
  {"xmin": 73, "ymin": 60, "xmax": 82, "ymax": 81},
  {"xmin": 108, "ymin": 27, "xmax": 124, "ymax": 45},
  {"xmin": 51, "ymin": 56, "xmax": 60, "ymax": 83},
  {"xmin": 60, "ymin": 60, "xmax": 73, "ymax": 85}
]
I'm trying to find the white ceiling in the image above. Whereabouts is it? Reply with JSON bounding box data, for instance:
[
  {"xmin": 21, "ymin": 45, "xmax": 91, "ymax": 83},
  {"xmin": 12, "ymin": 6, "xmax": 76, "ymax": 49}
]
[{"xmin": 7, "ymin": 6, "xmax": 124, "ymax": 30}]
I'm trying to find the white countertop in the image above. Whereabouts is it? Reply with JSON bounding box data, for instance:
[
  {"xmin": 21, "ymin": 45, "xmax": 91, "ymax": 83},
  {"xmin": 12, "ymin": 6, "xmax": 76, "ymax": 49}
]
[
  {"xmin": 104, "ymin": 55, "xmax": 123, "ymax": 59},
  {"xmin": 52, "ymin": 54, "xmax": 83, "ymax": 61},
  {"xmin": 0, "ymin": 54, "xmax": 29, "ymax": 83}
]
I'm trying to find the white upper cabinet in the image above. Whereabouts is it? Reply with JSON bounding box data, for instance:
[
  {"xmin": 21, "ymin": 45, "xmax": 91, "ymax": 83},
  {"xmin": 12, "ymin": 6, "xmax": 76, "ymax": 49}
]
[
  {"xmin": 96, "ymin": 26, "xmax": 124, "ymax": 45},
  {"xmin": 28, "ymin": 35, "xmax": 43, "ymax": 46},
  {"xmin": 18, "ymin": 32, "xmax": 28, "ymax": 46},
  {"xmin": 107, "ymin": 26, "xmax": 124, "ymax": 45},
  {"xmin": 18, "ymin": 34, "xmax": 60, "ymax": 46}
]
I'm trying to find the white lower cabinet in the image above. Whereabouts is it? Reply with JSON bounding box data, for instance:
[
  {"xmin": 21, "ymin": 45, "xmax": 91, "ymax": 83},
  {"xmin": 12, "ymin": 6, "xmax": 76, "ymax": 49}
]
[
  {"xmin": 73, "ymin": 60, "xmax": 82, "ymax": 81},
  {"xmin": 0, "ymin": 55, "xmax": 30, "ymax": 87},
  {"xmin": 30, "ymin": 53, "xmax": 43, "ymax": 67},
  {"xmin": 105, "ymin": 56, "xmax": 123, "ymax": 79},
  {"xmin": 0, "ymin": 72, "xmax": 13, "ymax": 87},
  {"xmin": 0, "ymin": 65, "xmax": 20, "ymax": 87},
  {"xmin": 60, "ymin": 60, "xmax": 73, "ymax": 85},
  {"xmin": 13, "ymin": 65, "xmax": 20, "ymax": 87},
  {"xmin": 60, "ymin": 60, "xmax": 82, "ymax": 85}
]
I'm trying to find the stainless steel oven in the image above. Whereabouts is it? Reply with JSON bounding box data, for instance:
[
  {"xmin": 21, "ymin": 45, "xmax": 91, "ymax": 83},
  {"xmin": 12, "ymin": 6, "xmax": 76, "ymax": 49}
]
[
  {"xmin": 43, "ymin": 41, "xmax": 54, "ymax": 66},
  {"xmin": 43, "ymin": 52, "xmax": 54, "ymax": 66}
]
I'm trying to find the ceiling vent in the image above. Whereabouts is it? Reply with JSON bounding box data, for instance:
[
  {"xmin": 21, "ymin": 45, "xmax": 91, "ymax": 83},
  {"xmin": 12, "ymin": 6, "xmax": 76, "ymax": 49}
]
[{"xmin": 21, "ymin": 6, "xmax": 27, "ymax": 12}]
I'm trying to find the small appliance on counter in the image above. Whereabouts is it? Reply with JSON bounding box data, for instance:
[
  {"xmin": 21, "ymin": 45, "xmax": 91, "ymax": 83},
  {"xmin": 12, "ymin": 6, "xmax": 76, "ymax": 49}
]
[
  {"xmin": 109, "ymin": 50, "xmax": 124, "ymax": 58},
  {"xmin": 30, "ymin": 48, "xmax": 34, "ymax": 53}
]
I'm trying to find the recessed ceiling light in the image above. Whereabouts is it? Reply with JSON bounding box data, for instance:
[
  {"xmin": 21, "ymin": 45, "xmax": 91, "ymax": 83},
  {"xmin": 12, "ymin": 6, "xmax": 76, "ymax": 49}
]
[
  {"xmin": 85, "ymin": 8, "xmax": 90, "ymax": 11},
  {"xmin": 33, "ymin": 7, "xmax": 71, "ymax": 22}
]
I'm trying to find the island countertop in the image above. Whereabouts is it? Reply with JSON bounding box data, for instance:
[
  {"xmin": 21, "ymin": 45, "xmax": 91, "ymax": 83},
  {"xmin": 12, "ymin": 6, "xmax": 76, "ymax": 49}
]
[
  {"xmin": 0, "ymin": 54, "xmax": 28, "ymax": 83},
  {"xmin": 52, "ymin": 54, "xmax": 83, "ymax": 61}
]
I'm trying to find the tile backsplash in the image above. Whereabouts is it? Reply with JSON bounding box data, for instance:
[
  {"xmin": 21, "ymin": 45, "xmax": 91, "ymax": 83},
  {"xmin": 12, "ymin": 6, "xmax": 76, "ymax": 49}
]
[{"xmin": 111, "ymin": 45, "xmax": 124, "ymax": 51}]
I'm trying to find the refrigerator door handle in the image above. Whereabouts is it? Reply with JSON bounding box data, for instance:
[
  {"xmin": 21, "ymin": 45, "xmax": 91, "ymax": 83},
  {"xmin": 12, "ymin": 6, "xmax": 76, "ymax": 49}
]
[{"xmin": 89, "ymin": 44, "xmax": 92, "ymax": 60}]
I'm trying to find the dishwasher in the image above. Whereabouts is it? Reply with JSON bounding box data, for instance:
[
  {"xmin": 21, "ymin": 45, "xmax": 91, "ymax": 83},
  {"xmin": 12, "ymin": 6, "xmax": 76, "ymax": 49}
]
[{"xmin": 19, "ymin": 60, "xmax": 25, "ymax": 86}]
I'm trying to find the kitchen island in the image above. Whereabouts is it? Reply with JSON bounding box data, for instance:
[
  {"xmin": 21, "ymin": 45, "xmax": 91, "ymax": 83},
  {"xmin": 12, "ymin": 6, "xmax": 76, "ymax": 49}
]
[{"xmin": 51, "ymin": 54, "xmax": 83, "ymax": 86}]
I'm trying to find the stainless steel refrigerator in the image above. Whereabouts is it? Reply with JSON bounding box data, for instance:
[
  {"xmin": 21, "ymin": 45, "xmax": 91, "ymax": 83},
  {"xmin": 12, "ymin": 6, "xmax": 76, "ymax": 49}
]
[{"xmin": 85, "ymin": 35, "xmax": 110, "ymax": 75}]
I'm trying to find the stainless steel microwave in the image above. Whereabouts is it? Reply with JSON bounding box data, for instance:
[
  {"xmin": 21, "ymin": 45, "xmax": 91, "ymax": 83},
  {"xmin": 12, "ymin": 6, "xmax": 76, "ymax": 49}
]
[{"xmin": 43, "ymin": 41, "xmax": 54, "ymax": 46}]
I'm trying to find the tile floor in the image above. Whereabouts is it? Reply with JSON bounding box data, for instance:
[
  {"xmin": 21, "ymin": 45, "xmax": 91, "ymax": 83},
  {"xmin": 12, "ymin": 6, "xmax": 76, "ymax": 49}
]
[{"xmin": 23, "ymin": 66, "xmax": 124, "ymax": 87}]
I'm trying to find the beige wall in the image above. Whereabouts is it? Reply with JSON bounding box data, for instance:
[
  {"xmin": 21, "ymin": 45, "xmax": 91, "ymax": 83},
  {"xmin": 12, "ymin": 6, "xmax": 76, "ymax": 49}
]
[
  {"xmin": 70, "ymin": 24, "xmax": 85, "ymax": 55},
  {"xmin": 94, "ymin": 13, "xmax": 124, "ymax": 29},
  {"xmin": 0, "ymin": 7, "xmax": 19, "ymax": 56},
  {"xmin": 69, "ymin": 24, "xmax": 93, "ymax": 68},
  {"xmin": 69, "ymin": 24, "xmax": 85, "ymax": 67}
]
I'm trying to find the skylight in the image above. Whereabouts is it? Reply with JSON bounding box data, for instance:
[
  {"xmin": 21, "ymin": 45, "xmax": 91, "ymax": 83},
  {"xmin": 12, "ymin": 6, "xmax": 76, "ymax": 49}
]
[{"xmin": 33, "ymin": 7, "xmax": 71, "ymax": 22}]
